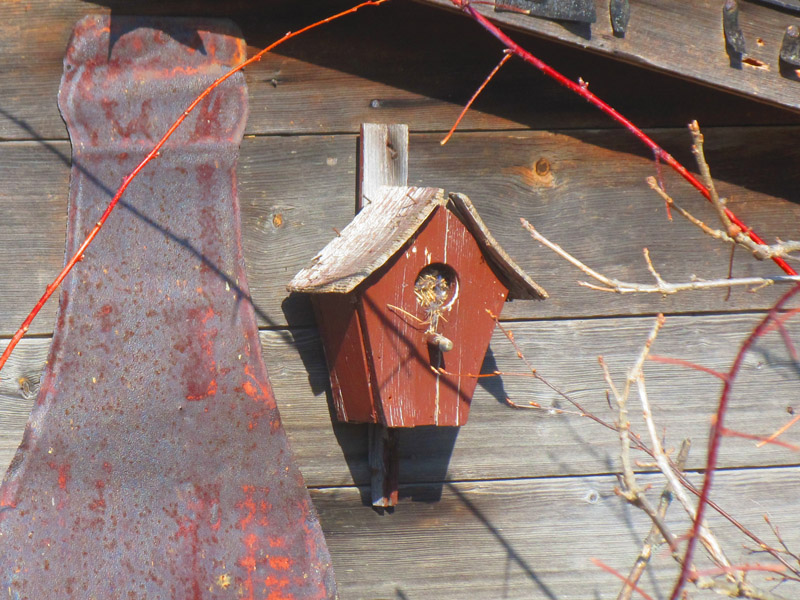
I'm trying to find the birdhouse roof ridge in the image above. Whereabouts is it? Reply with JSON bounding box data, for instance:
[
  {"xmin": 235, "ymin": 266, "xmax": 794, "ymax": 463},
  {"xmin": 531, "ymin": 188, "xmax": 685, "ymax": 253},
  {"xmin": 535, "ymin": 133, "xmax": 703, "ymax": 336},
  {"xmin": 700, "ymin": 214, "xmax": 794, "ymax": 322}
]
[{"xmin": 287, "ymin": 186, "xmax": 547, "ymax": 300}]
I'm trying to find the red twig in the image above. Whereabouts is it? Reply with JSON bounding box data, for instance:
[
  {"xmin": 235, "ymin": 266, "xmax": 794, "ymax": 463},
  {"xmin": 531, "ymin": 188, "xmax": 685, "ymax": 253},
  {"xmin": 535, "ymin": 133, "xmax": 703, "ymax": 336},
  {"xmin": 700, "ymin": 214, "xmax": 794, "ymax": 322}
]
[
  {"xmin": 0, "ymin": 0, "xmax": 387, "ymax": 377},
  {"xmin": 590, "ymin": 558, "xmax": 655, "ymax": 600},
  {"xmin": 451, "ymin": 0, "xmax": 797, "ymax": 277},
  {"xmin": 671, "ymin": 284, "xmax": 800, "ymax": 600},
  {"xmin": 648, "ymin": 355, "xmax": 727, "ymax": 381},
  {"xmin": 720, "ymin": 427, "xmax": 800, "ymax": 451},
  {"xmin": 441, "ymin": 51, "xmax": 512, "ymax": 145},
  {"xmin": 757, "ymin": 414, "xmax": 800, "ymax": 448}
]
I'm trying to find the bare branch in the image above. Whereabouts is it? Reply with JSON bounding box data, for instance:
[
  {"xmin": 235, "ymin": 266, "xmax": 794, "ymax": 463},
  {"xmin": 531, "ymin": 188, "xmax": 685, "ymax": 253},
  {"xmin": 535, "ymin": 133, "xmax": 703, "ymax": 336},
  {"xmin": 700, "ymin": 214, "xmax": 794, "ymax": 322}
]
[
  {"xmin": 636, "ymin": 373, "xmax": 732, "ymax": 572},
  {"xmin": 521, "ymin": 218, "xmax": 800, "ymax": 293},
  {"xmin": 689, "ymin": 120, "xmax": 736, "ymax": 235},
  {"xmin": 618, "ymin": 440, "xmax": 691, "ymax": 600}
]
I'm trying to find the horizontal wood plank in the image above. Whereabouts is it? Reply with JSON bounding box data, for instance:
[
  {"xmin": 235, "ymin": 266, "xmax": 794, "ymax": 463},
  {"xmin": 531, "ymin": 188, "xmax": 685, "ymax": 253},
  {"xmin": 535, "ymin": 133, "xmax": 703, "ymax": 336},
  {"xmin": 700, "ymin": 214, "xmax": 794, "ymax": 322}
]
[
  {"xmin": 3, "ymin": 313, "xmax": 799, "ymax": 486},
  {"xmin": 2, "ymin": 0, "xmax": 799, "ymax": 141},
  {"xmin": 425, "ymin": 0, "xmax": 800, "ymax": 114},
  {"xmin": 1, "ymin": 128, "xmax": 798, "ymax": 334},
  {"xmin": 316, "ymin": 467, "xmax": 800, "ymax": 599}
]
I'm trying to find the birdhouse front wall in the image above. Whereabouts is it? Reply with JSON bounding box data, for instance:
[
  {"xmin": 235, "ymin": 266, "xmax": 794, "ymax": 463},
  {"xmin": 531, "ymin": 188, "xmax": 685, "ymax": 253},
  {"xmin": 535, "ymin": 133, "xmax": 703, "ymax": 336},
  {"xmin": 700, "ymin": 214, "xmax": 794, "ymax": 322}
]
[{"xmin": 359, "ymin": 205, "xmax": 509, "ymax": 428}]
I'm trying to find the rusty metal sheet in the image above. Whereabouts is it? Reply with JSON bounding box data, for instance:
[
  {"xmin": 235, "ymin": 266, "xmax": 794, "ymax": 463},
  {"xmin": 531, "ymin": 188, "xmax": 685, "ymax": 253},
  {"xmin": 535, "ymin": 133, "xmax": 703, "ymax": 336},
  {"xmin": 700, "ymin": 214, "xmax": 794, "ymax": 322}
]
[{"xmin": 0, "ymin": 15, "xmax": 335, "ymax": 599}]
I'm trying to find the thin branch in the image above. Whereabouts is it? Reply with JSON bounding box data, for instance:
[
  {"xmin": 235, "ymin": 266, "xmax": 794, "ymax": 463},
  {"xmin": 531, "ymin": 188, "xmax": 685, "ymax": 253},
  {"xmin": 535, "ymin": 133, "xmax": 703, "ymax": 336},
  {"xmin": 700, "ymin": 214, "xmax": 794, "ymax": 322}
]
[
  {"xmin": 647, "ymin": 177, "xmax": 800, "ymax": 262},
  {"xmin": 521, "ymin": 218, "xmax": 800, "ymax": 294},
  {"xmin": 689, "ymin": 120, "xmax": 735, "ymax": 235},
  {"xmin": 720, "ymin": 427, "xmax": 799, "ymax": 451},
  {"xmin": 0, "ymin": 0, "xmax": 388, "ymax": 378},
  {"xmin": 618, "ymin": 440, "xmax": 691, "ymax": 600},
  {"xmin": 672, "ymin": 284, "xmax": 800, "ymax": 600},
  {"xmin": 756, "ymin": 414, "xmax": 800, "ymax": 448},
  {"xmin": 636, "ymin": 371, "xmax": 732, "ymax": 572},
  {"xmin": 453, "ymin": 0, "xmax": 796, "ymax": 276},
  {"xmin": 694, "ymin": 576, "xmax": 791, "ymax": 600},
  {"xmin": 441, "ymin": 51, "xmax": 512, "ymax": 145},
  {"xmin": 648, "ymin": 355, "xmax": 728, "ymax": 381},
  {"xmin": 591, "ymin": 558, "xmax": 655, "ymax": 600}
]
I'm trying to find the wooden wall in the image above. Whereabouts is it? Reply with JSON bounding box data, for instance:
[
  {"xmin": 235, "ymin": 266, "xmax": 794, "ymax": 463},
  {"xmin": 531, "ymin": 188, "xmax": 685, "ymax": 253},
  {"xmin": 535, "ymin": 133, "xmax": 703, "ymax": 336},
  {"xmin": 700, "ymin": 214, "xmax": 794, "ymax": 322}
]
[{"xmin": 2, "ymin": 1, "xmax": 800, "ymax": 598}]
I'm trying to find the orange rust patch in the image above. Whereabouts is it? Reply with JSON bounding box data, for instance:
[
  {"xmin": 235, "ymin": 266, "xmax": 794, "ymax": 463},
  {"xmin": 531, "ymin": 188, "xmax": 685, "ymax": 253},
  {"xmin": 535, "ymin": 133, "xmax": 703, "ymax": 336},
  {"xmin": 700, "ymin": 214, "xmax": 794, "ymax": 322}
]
[
  {"xmin": 237, "ymin": 486, "xmax": 257, "ymax": 531},
  {"xmin": 48, "ymin": 462, "xmax": 71, "ymax": 491},
  {"xmin": 269, "ymin": 556, "xmax": 291, "ymax": 570}
]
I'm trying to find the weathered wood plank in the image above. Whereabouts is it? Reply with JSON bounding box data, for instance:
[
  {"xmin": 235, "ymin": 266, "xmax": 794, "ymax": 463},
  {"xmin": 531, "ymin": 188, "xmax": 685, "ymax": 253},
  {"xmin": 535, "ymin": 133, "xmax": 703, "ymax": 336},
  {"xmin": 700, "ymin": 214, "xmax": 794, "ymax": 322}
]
[
  {"xmin": 424, "ymin": 0, "xmax": 800, "ymax": 114},
  {"xmin": 3, "ymin": 313, "xmax": 799, "ymax": 486},
  {"xmin": 2, "ymin": 128, "xmax": 798, "ymax": 333},
  {"xmin": 316, "ymin": 467, "xmax": 800, "ymax": 599},
  {"xmin": 2, "ymin": 0, "xmax": 799, "ymax": 141}
]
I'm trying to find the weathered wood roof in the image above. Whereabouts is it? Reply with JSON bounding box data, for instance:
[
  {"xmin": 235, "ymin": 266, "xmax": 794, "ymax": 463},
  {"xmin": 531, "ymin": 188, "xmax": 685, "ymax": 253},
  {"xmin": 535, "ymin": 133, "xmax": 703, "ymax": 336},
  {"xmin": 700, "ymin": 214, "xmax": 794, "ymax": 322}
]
[
  {"xmin": 288, "ymin": 186, "xmax": 447, "ymax": 293},
  {"xmin": 288, "ymin": 186, "xmax": 547, "ymax": 299}
]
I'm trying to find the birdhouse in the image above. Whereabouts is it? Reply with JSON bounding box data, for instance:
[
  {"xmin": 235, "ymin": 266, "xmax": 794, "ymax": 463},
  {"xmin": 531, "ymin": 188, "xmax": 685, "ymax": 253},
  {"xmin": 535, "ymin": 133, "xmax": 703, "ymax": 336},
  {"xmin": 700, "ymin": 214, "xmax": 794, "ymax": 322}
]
[{"xmin": 288, "ymin": 124, "xmax": 547, "ymax": 430}]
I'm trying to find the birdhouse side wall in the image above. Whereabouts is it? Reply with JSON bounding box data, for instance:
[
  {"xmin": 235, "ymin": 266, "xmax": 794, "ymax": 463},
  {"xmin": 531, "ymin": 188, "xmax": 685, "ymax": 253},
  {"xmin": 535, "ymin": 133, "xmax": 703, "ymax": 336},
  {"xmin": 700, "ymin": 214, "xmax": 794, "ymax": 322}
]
[
  {"xmin": 311, "ymin": 294, "xmax": 378, "ymax": 424},
  {"xmin": 358, "ymin": 206, "xmax": 509, "ymax": 427}
]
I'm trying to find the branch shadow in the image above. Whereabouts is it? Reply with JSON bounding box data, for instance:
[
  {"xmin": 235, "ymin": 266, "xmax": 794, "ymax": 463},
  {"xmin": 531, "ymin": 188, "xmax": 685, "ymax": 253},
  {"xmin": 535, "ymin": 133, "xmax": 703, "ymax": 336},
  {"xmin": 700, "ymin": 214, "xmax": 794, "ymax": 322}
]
[
  {"xmin": 445, "ymin": 482, "xmax": 560, "ymax": 600},
  {"xmin": 0, "ymin": 107, "xmax": 287, "ymax": 339}
]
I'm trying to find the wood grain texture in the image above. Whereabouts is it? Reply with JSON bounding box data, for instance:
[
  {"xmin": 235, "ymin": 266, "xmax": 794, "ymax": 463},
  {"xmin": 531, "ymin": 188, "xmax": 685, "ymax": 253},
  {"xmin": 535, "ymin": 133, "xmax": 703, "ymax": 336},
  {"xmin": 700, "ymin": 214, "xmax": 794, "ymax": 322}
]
[
  {"xmin": 2, "ymin": 128, "xmax": 798, "ymax": 333},
  {"xmin": 3, "ymin": 313, "xmax": 799, "ymax": 486},
  {"xmin": 425, "ymin": 0, "xmax": 800, "ymax": 113},
  {"xmin": 3, "ymin": 0, "xmax": 800, "ymax": 142},
  {"xmin": 2, "ymin": 3, "xmax": 800, "ymax": 596},
  {"xmin": 315, "ymin": 467, "xmax": 800, "ymax": 599}
]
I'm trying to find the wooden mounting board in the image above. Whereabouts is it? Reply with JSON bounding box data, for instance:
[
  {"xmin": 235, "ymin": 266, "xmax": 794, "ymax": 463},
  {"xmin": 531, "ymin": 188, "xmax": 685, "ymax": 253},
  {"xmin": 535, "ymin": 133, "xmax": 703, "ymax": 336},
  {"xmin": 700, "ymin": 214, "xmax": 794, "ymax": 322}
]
[{"xmin": 422, "ymin": 0, "xmax": 800, "ymax": 113}]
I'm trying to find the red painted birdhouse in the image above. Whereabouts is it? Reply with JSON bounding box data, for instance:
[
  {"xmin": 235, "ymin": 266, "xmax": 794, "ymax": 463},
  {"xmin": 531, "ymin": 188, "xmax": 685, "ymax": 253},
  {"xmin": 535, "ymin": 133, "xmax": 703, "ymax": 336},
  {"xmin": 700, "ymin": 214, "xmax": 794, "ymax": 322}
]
[{"xmin": 288, "ymin": 124, "xmax": 547, "ymax": 429}]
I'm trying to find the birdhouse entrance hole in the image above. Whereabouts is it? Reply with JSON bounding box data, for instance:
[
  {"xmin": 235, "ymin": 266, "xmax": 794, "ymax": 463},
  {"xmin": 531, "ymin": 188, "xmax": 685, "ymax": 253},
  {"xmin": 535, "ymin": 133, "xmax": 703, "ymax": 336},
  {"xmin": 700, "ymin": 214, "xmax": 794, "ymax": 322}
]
[
  {"xmin": 414, "ymin": 263, "xmax": 458, "ymax": 353},
  {"xmin": 414, "ymin": 263, "xmax": 458, "ymax": 311}
]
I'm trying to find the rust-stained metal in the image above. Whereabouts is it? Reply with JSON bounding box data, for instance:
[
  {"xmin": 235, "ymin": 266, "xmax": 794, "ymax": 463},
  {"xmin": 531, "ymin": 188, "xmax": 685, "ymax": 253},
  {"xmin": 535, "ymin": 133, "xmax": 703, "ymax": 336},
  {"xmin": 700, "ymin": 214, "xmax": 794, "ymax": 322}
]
[{"xmin": 0, "ymin": 16, "xmax": 335, "ymax": 599}]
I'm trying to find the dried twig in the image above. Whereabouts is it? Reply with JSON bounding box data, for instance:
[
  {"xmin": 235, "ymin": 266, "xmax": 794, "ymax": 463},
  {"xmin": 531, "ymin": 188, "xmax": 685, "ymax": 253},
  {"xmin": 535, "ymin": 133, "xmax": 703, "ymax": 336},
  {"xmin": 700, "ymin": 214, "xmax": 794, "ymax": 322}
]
[
  {"xmin": 606, "ymin": 316, "xmax": 731, "ymax": 574},
  {"xmin": 521, "ymin": 218, "xmax": 800, "ymax": 294},
  {"xmin": 450, "ymin": 0, "xmax": 796, "ymax": 276},
  {"xmin": 672, "ymin": 284, "xmax": 800, "ymax": 600},
  {"xmin": 647, "ymin": 176, "xmax": 800, "ymax": 262},
  {"xmin": 618, "ymin": 440, "xmax": 690, "ymax": 600},
  {"xmin": 488, "ymin": 309, "xmax": 800, "ymax": 588},
  {"xmin": 636, "ymin": 358, "xmax": 733, "ymax": 573},
  {"xmin": 440, "ymin": 51, "xmax": 512, "ymax": 146},
  {"xmin": 689, "ymin": 120, "xmax": 736, "ymax": 236}
]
